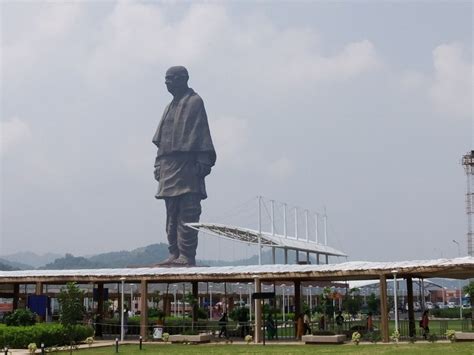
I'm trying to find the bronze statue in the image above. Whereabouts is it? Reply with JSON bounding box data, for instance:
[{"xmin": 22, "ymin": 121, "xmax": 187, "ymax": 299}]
[{"xmin": 152, "ymin": 66, "xmax": 216, "ymax": 266}]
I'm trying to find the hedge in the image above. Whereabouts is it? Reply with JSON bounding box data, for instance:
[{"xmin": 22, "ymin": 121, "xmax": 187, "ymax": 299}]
[
  {"xmin": 0, "ymin": 324, "xmax": 94, "ymax": 349},
  {"xmin": 431, "ymin": 308, "xmax": 472, "ymax": 319}
]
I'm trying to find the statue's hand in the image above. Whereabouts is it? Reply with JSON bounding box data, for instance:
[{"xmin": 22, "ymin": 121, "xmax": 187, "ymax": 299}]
[
  {"xmin": 196, "ymin": 162, "xmax": 211, "ymax": 177},
  {"xmin": 154, "ymin": 166, "xmax": 160, "ymax": 181}
]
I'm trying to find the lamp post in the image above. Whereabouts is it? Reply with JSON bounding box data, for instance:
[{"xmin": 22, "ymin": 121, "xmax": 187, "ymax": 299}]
[
  {"xmin": 172, "ymin": 284, "xmax": 177, "ymax": 317},
  {"xmin": 452, "ymin": 240, "xmax": 463, "ymax": 319},
  {"xmin": 119, "ymin": 277, "xmax": 126, "ymax": 342},
  {"xmin": 391, "ymin": 271, "xmax": 399, "ymax": 332},
  {"xmin": 209, "ymin": 284, "xmax": 213, "ymax": 320},
  {"xmin": 281, "ymin": 284, "xmax": 286, "ymax": 322},
  {"xmin": 248, "ymin": 282, "xmax": 253, "ymax": 322},
  {"xmin": 130, "ymin": 284, "xmax": 134, "ymax": 314}
]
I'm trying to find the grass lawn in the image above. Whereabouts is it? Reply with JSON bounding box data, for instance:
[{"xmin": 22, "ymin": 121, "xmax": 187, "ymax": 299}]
[{"xmin": 77, "ymin": 343, "xmax": 474, "ymax": 355}]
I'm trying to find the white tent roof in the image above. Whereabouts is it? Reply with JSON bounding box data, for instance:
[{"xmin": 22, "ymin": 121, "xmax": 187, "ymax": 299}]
[{"xmin": 187, "ymin": 223, "xmax": 347, "ymax": 257}]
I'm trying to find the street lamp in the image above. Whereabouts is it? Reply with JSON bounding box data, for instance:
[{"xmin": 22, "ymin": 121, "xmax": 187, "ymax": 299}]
[
  {"xmin": 248, "ymin": 282, "xmax": 253, "ymax": 322},
  {"xmin": 119, "ymin": 277, "xmax": 126, "ymax": 342},
  {"xmin": 130, "ymin": 284, "xmax": 134, "ymax": 314},
  {"xmin": 281, "ymin": 284, "xmax": 286, "ymax": 322},
  {"xmin": 172, "ymin": 284, "xmax": 177, "ymax": 317},
  {"xmin": 452, "ymin": 240, "xmax": 463, "ymax": 319},
  {"xmin": 209, "ymin": 284, "xmax": 213, "ymax": 320},
  {"xmin": 391, "ymin": 271, "xmax": 399, "ymax": 333}
]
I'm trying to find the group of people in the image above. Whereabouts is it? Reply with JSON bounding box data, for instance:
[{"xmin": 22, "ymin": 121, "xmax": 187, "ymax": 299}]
[{"xmin": 216, "ymin": 309, "xmax": 431, "ymax": 340}]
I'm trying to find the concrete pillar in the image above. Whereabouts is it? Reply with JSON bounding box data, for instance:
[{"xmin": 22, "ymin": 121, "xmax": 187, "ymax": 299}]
[
  {"xmin": 316, "ymin": 253, "xmax": 320, "ymax": 265},
  {"xmin": 272, "ymin": 248, "xmax": 276, "ymax": 264},
  {"xmin": 13, "ymin": 284, "xmax": 19, "ymax": 310},
  {"xmin": 254, "ymin": 278, "xmax": 262, "ymax": 343},
  {"xmin": 284, "ymin": 249, "xmax": 288, "ymax": 264},
  {"xmin": 406, "ymin": 277, "xmax": 416, "ymax": 338},
  {"xmin": 296, "ymin": 251, "xmax": 300, "ymax": 263},
  {"xmin": 379, "ymin": 275, "xmax": 389, "ymax": 343},
  {"xmin": 306, "ymin": 252, "xmax": 310, "ymax": 263},
  {"xmin": 97, "ymin": 283, "xmax": 104, "ymax": 316},
  {"xmin": 325, "ymin": 254, "xmax": 329, "ymax": 264},
  {"xmin": 192, "ymin": 281, "xmax": 198, "ymax": 323},
  {"xmin": 140, "ymin": 280, "xmax": 148, "ymax": 340}
]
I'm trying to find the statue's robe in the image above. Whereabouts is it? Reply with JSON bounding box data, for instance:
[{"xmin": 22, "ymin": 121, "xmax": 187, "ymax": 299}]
[{"xmin": 152, "ymin": 88, "xmax": 216, "ymax": 200}]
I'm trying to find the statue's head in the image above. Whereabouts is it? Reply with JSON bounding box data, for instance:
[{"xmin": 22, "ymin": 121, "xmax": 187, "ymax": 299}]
[{"xmin": 165, "ymin": 66, "xmax": 189, "ymax": 96}]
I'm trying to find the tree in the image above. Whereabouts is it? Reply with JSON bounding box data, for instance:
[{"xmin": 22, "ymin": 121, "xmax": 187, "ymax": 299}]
[
  {"xmin": 463, "ymin": 281, "xmax": 474, "ymax": 326},
  {"xmin": 343, "ymin": 288, "xmax": 363, "ymax": 318},
  {"xmin": 367, "ymin": 293, "xmax": 379, "ymax": 315},
  {"xmin": 58, "ymin": 282, "xmax": 85, "ymax": 354}
]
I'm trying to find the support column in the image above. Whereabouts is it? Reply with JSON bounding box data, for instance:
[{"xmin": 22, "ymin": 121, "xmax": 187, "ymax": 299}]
[
  {"xmin": 406, "ymin": 277, "xmax": 415, "ymax": 338},
  {"xmin": 272, "ymin": 248, "xmax": 276, "ymax": 264},
  {"xmin": 35, "ymin": 282, "xmax": 43, "ymax": 295},
  {"xmin": 294, "ymin": 280, "xmax": 301, "ymax": 339},
  {"xmin": 296, "ymin": 251, "xmax": 300, "ymax": 263},
  {"xmin": 284, "ymin": 249, "xmax": 288, "ymax": 264},
  {"xmin": 325, "ymin": 254, "xmax": 329, "ymax": 264},
  {"xmin": 95, "ymin": 283, "xmax": 105, "ymax": 338},
  {"xmin": 140, "ymin": 280, "xmax": 148, "ymax": 340},
  {"xmin": 316, "ymin": 253, "xmax": 320, "ymax": 265},
  {"xmin": 306, "ymin": 252, "xmax": 310, "ymax": 264},
  {"xmin": 254, "ymin": 278, "xmax": 262, "ymax": 343},
  {"xmin": 13, "ymin": 284, "xmax": 19, "ymax": 311},
  {"xmin": 379, "ymin": 275, "xmax": 389, "ymax": 343},
  {"xmin": 192, "ymin": 281, "xmax": 198, "ymax": 323},
  {"xmin": 35, "ymin": 282, "xmax": 44, "ymax": 322}
]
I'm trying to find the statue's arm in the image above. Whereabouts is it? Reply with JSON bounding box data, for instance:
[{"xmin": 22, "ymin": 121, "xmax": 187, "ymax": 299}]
[
  {"xmin": 154, "ymin": 152, "xmax": 160, "ymax": 181},
  {"xmin": 196, "ymin": 152, "xmax": 213, "ymax": 177}
]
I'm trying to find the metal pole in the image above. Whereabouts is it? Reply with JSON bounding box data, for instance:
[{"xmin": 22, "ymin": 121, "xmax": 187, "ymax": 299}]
[
  {"xmin": 248, "ymin": 283, "xmax": 252, "ymax": 322},
  {"xmin": 258, "ymin": 196, "xmax": 262, "ymax": 265},
  {"xmin": 315, "ymin": 213, "xmax": 319, "ymax": 244},
  {"xmin": 120, "ymin": 277, "xmax": 125, "ymax": 342},
  {"xmin": 209, "ymin": 285, "xmax": 213, "ymax": 320},
  {"xmin": 271, "ymin": 200, "xmax": 275, "ymax": 235},
  {"xmin": 452, "ymin": 240, "xmax": 463, "ymax": 318},
  {"xmin": 173, "ymin": 286, "xmax": 177, "ymax": 317},
  {"xmin": 305, "ymin": 210, "xmax": 309, "ymax": 242},
  {"xmin": 309, "ymin": 286, "xmax": 313, "ymax": 317},
  {"xmin": 282, "ymin": 285, "xmax": 286, "ymax": 322},
  {"xmin": 323, "ymin": 209, "xmax": 328, "ymax": 245},
  {"xmin": 294, "ymin": 207, "xmax": 298, "ymax": 239},
  {"xmin": 392, "ymin": 271, "xmax": 399, "ymax": 332}
]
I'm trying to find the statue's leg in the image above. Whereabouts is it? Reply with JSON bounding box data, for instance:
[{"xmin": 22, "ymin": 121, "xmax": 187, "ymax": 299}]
[
  {"xmin": 165, "ymin": 197, "xmax": 180, "ymax": 258},
  {"xmin": 175, "ymin": 193, "xmax": 201, "ymax": 265}
]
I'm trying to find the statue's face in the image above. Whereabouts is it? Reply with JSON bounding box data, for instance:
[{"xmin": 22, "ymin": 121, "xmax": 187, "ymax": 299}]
[{"xmin": 165, "ymin": 72, "xmax": 187, "ymax": 95}]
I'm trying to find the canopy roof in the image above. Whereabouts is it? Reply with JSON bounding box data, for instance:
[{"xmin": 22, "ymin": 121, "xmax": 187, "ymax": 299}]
[
  {"xmin": 0, "ymin": 257, "xmax": 472, "ymax": 284},
  {"xmin": 187, "ymin": 223, "xmax": 347, "ymax": 257}
]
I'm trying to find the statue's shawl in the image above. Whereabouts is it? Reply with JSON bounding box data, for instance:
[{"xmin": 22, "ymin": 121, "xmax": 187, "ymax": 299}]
[{"xmin": 153, "ymin": 88, "xmax": 216, "ymax": 166}]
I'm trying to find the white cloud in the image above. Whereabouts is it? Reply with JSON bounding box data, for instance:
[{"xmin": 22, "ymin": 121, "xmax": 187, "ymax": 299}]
[
  {"xmin": 2, "ymin": 2, "xmax": 83, "ymax": 85},
  {"xmin": 267, "ymin": 156, "xmax": 294, "ymax": 181},
  {"xmin": 211, "ymin": 116, "xmax": 250, "ymax": 164},
  {"xmin": 429, "ymin": 42, "xmax": 473, "ymax": 117},
  {"xmin": 0, "ymin": 117, "xmax": 32, "ymax": 157},
  {"xmin": 85, "ymin": 3, "xmax": 380, "ymax": 91}
]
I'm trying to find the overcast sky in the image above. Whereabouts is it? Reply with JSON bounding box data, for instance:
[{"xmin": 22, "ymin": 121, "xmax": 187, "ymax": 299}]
[{"xmin": 1, "ymin": 1, "xmax": 472, "ymax": 263}]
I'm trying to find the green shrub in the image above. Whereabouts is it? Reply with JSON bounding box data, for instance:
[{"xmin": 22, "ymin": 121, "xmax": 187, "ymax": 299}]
[
  {"xmin": 0, "ymin": 324, "xmax": 93, "ymax": 349},
  {"xmin": 5, "ymin": 309, "xmax": 36, "ymax": 326},
  {"xmin": 431, "ymin": 308, "xmax": 470, "ymax": 319}
]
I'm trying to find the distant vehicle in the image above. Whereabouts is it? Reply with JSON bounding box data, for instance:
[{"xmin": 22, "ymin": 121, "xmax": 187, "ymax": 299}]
[
  {"xmin": 425, "ymin": 302, "xmax": 434, "ymax": 310},
  {"xmin": 436, "ymin": 302, "xmax": 446, "ymax": 309},
  {"xmin": 462, "ymin": 303, "xmax": 471, "ymax": 309},
  {"xmin": 447, "ymin": 302, "xmax": 456, "ymax": 309}
]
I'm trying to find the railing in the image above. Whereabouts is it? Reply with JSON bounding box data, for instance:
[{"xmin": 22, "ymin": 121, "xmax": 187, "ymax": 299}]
[{"xmin": 91, "ymin": 317, "xmax": 473, "ymax": 341}]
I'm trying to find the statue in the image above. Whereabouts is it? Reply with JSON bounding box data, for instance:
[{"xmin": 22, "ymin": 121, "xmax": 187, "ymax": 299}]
[{"xmin": 152, "ymin": 66, "xmax": 216, "ymax": 266}]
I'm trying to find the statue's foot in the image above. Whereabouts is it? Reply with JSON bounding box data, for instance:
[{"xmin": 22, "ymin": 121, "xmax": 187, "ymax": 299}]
[
  {"xmin": 155, "ymin": 254, "xmax": 179, "ymax": 266},
  {"xmin": 170, "ymin": 255, "xmax": 195, "ymax": 267}
]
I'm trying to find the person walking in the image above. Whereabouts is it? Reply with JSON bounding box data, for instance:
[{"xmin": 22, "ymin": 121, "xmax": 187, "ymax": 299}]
[
  {"xmin": 420, "ymin": 310, "xmax": 430, "ymax": 339},
  {"xmin": 218, "ymin": 312, "xmax": 228, "ymax": 339}
]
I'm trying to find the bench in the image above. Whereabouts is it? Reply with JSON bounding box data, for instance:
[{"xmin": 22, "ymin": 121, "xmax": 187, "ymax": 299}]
[
  {"xmin": 302, "ymin": 334, "xmax": 347, "ymax": 344},
  {"xmin": 455, "ymin": 332, "xmax": 474, "ymax": 341}
]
